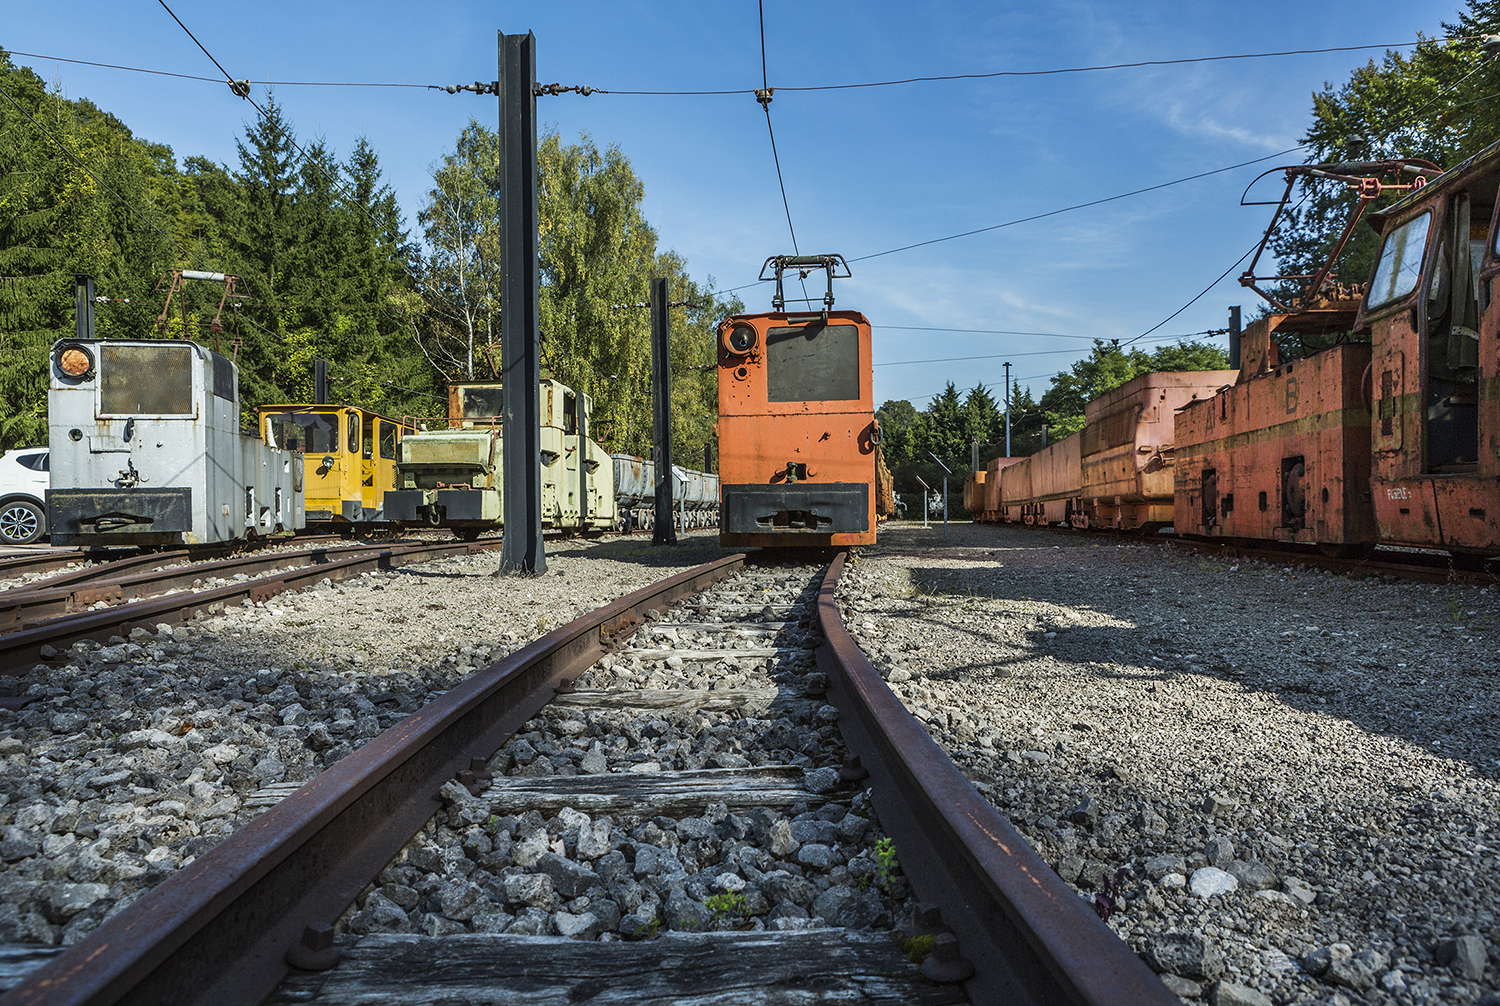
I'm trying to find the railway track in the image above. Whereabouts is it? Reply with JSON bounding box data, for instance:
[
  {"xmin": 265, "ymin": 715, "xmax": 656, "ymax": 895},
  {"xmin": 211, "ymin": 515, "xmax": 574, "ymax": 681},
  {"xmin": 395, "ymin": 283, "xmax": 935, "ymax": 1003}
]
[
  {"xmin": 0, "ymin": 537, "xmax": 505, "ymax": 674},
  {"xmin": 0, "ymin": 552, "xmax": 1172, "ymax": 1005},
  {"xmin": 0, "ymin": 534, "xmax": 354, "ymax": 590}
]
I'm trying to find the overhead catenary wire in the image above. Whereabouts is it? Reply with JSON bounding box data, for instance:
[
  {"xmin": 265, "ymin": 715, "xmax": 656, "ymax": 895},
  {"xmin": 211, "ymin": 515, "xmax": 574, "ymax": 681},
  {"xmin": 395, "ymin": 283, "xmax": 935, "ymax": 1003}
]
[
  {"xmin": 589, "ymin": 40, "xmax": 1448, "ymax": 95},
  {"xmin": 152, "ymin": 0, "xmax": 399, "ymax": 256},
  {"xmin": 876, "ymin": 330, "xmax": 1225, "ymax": 366},
  {"xmin": 8, "ymin": 39, "xmax": 1447, "ymax": 96},
  {"xmin": 758, "ymin": 1, "xmax": 799, "ymax": 257}
]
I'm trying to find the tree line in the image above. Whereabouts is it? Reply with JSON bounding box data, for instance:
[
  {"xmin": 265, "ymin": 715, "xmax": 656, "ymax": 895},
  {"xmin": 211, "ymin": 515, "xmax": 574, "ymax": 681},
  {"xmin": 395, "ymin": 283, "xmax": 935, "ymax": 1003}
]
[
  {"xmin": 880, "ymin": 0, "xmax": 1500, "ymax": 511},
  {"xmin": 0, "ymin": 51, "xmax": 735, "ymax": 468},
  {"xmin": 1269, "ymin": 0, "xmax": 1500, "ymax": 346},
  {"xmin": 876, "ymin": 339, "xmax": 1230, "ymax": 509}
]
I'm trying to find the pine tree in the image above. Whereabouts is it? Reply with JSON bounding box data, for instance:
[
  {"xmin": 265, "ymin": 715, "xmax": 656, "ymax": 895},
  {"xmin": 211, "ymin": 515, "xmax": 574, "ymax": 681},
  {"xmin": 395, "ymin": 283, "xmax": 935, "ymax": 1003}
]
[{"xmin": 231, "ymin": 95, "xmax": 301, "ymax": 407}]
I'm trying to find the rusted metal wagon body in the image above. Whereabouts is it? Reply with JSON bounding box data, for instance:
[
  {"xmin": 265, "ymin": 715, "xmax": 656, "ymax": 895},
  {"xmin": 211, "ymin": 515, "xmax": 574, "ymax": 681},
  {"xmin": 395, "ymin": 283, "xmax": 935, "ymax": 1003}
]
[
  {"xmin": 718, "ymin": 255, "xmax": 880, "ymax": 547},
  {"xmin": 962, "ymin": 470, "xmax": 985, "ymax": 516},
  {"xmin": 981, "ymin": 456, "xmax": 1021, "ymax": 521},
  {"xmin": 1083, "ymin": 370, "xmax": 1235, "ymax": 530},
  {"xmin": 997, "ymin": 454, "xmax": 1034, "ymax": 523},
  {"xmin": 1174, "ymin": 309, "xmax": 1375, "ymax": 548},
  {"xmin": 1026, "ymin": 431, "xmax": 1083, "ymax": 525},
  {"xmin": 1355, "ymin": 143, "xmax": 1500, "ymax": 557}
]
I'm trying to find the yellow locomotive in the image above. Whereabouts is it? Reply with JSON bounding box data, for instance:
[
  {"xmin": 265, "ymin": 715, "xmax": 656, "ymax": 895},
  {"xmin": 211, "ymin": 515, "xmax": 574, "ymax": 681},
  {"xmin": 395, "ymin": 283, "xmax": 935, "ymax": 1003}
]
[{"xmin": 258, "ymin": 405, "xmax": 414, "ymax": 531}]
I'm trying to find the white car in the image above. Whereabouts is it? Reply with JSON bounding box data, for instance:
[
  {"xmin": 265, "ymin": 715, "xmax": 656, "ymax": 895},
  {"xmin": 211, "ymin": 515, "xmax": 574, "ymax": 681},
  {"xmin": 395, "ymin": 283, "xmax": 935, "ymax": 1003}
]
[{"xmin": 0, "ymin": 447, "xmax": 48, "ymax": 545}]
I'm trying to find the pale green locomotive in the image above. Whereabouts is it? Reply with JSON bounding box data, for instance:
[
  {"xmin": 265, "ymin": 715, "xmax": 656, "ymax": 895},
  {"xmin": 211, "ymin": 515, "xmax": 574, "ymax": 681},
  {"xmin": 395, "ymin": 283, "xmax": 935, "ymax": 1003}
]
[{"xmin": 383, "ymin": 379, "xmax": 616, "ymax": 538}]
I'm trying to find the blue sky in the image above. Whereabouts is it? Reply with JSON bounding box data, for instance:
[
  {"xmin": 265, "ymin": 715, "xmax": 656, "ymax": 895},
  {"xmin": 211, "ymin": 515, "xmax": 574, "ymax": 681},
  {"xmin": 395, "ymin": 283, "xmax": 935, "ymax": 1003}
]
[{"xmin": 5, "ymin": 1, "xmax": 1463, "ymax": 407}]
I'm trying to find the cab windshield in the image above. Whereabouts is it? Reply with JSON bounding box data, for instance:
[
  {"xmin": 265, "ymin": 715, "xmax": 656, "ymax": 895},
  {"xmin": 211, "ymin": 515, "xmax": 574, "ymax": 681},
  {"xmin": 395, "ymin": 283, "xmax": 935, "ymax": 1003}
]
[
  {"xmin": 264, "ymin": 412, "xmax": 339, "ymax": 453},
  {"xmin": 1367, "ymin": 212, "xmax": 1432, "ymax": 310}
]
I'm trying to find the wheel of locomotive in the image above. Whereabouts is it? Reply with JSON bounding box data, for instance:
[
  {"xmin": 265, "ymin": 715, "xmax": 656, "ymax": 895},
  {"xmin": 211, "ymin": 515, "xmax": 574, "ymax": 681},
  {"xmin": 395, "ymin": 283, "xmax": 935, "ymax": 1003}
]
[
  {"xmin": 0, "ymin": 499, "xmax": 45, "ymax": 546},
  {"xmin": 454, "ymin": 527, "xmax": 482, "ymax": 542}
]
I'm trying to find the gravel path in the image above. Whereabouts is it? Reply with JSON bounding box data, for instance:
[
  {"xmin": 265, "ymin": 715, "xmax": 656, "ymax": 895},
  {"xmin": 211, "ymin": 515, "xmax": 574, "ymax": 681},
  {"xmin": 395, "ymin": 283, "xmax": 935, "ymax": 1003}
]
[
  {"xmin": 0, "ymin": 532, "xmax": 741, "ymax": 948},
  {"xmin": 838, "ymin": 520, "xmax": 1500, "ymax": 1006}
]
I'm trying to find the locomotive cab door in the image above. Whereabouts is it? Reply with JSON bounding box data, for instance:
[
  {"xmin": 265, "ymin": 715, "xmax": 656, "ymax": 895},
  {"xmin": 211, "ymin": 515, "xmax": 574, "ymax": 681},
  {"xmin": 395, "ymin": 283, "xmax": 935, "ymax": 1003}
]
[
  {"xmin": 1363, "ymin": 158, "xmax": 1500, "ymax": 554},
  {"xmin": 1423, "ymin": 191, "xmax": 1484, "ymax": 473}
]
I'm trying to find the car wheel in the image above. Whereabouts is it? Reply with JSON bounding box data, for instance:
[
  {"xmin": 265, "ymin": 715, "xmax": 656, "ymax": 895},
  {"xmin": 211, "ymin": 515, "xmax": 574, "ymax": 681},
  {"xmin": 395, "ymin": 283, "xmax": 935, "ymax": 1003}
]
[{"xmin": 0, "ymin": 500, "xmax": 45, "ymax": 546}]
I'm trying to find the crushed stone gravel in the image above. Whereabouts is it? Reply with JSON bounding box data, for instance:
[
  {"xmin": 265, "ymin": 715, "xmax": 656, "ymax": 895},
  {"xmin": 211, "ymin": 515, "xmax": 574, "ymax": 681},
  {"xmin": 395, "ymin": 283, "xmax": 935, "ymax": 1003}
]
[
  {"xmin": 839, "ymin": 520, "xmax": 1500, "ymax": 1006},
  {"xmin": 0, "ymin": 532, "xmax": 746, "ymax": 947}
]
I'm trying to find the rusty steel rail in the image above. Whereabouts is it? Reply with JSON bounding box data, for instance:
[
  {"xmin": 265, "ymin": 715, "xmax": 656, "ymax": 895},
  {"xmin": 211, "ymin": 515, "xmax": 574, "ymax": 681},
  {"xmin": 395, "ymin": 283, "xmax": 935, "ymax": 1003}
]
[
  {"xmin": 0, "ymin": 539, "xmax": 507, "ymax": 673},
  {"xmin": 0, "ymin": 534, "xmax": 351, "ymax": 589},
  {"xmin": 0, "ymin": 539, "xmax": 440, "ymax": 636},
  {"xmin": 0, "ymin": 553, "xmax": 745, "ymax": 1006},
  {"xmin": 816, "ymin": 551, "xmax": 1176, "ymax": 1006}
]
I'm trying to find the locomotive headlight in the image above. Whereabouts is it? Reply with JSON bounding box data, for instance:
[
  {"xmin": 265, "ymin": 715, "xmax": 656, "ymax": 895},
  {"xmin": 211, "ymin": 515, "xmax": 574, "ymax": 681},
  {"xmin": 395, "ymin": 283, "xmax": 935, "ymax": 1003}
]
[
  {"xmin": 56, "ymin": 344, "xmax": 95, "ymax": 379},
  {"xmin": 724, "ymin": 324, "xmax": 758, "ymax": 356}
]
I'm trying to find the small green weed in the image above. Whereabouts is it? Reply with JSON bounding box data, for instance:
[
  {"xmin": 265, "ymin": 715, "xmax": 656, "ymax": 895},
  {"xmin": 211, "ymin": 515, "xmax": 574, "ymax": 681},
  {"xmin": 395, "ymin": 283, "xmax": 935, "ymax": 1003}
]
[
  {"xmin": 874, "ymin": 837, "xmax": 901, "ymax": 891},
  {"xmin": 703, "ymin": 891, "xmax": 747, "ymax": 921},
  {"xmin": 900, "ymin": 933, "xmax": 936, "ymax": 964}
]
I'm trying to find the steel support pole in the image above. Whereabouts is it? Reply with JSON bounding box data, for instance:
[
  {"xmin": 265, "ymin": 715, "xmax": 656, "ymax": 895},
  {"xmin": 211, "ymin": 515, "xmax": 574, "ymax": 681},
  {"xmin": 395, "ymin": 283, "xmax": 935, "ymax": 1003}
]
[
  {"xmin": 576, "ymin": 391, "xmax": 589, "ymax": 528},
  {"xmin": 650, "ymin": 277, "xmax": 677, "ymax": 545},
  {"xmin": 314, "ymin": 359, "xmax": 328, "ymax": 405},
  {"xmin": 498, "ymin": 31, "xmax": 545, "ymax": 574},
  {"xmin": 74, "ymin": 275, "xmax": 94, "ymax": 341},
  {"xmin": 1004, "ymin": 362, "xmax": 1011, "ymax": 457},
  {"xmin": 1229, "ymin": 305, "xmax": 1242, "ymax": 371},
  {"xmin": 942, "ymin": 474, "xmax": 949, "ymax": 540}
]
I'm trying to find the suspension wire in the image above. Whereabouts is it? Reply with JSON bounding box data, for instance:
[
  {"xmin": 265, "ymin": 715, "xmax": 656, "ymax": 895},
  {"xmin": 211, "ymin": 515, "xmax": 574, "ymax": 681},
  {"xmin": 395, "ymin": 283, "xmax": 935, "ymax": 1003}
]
[
  {"xmin": 1122, "ymin": 58, "xmax": 1495, "ymax": 355},
  {"xmin": 758, "ymin": 1, "xmax": 799, "ymax": 257},
  {"xmin": 851, "ymin": 144, "xmax": 1309, "ymax": 263},
  {"xmin": 9, "ymin": 38, "xmax": 1447, "ymax": 96},
  {"xmin": 879, "ymin": 325, "xmax": 1213, "ymax": 344},
  {"xmin": 593, "ymin": 39, "xmax": 1443, "ymax": 95},
  {"xmin": 1119, "ymin": 190, "xmax": 1311, "ymax": 348},
  {"xmin": 0, "ymin": 81, "xmax": 180, "ymax": 257},
  {"xmin": 155, "ymin": 0, "xmax": 236, "ymax": 83}
]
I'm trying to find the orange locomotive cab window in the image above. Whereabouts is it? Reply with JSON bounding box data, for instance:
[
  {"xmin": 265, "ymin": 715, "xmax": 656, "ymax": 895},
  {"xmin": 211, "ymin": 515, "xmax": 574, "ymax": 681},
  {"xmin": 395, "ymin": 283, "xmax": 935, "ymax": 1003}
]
[{"xmin": 765, "ymin": 322, "xmax": 861, "ymax": 402}]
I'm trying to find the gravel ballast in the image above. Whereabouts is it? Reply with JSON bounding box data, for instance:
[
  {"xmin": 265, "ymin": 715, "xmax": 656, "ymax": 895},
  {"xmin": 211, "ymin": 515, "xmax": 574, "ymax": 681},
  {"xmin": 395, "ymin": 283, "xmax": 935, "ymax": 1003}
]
[
  {"xmin": 0, "ymin": 533, "xmax": 750, "ymax": 948},
  {"xmin": 838, "ymin": 520, "xmax": 1500, "ymax": 1005}
]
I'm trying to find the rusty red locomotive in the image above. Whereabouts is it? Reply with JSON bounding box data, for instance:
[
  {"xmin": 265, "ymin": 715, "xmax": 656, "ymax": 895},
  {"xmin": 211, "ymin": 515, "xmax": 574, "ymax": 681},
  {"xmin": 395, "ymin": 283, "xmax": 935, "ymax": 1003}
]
[{"xmin": 971, "ymin": 141, "xmax": 1500, "ymax": 564}]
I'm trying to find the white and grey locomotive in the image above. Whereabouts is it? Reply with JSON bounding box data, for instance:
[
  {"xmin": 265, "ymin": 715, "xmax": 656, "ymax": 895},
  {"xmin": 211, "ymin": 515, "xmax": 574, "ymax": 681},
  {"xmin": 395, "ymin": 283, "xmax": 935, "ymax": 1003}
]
[{"xmin": 46, "ymin": 339, "xmax": 304, "ymax": 548}]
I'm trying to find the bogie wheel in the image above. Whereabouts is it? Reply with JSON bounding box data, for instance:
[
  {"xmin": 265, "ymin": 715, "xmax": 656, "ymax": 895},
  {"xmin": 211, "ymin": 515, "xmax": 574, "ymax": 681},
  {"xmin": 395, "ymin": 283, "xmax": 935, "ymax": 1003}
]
[
  {"xmin": 455, "ymin": 528, "xmax": 483, "ymax": 542},
  {"xmin": 0, "ymin": 499, "xmax": 45, "ymax": 546}
]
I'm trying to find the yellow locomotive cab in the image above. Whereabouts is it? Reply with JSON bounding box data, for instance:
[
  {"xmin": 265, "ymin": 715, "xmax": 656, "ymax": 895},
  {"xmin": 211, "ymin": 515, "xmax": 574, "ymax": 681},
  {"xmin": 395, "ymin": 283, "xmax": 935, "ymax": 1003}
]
[{"xmin": 258, "ymin": 405, "xmax": 414, "ymax": 528}]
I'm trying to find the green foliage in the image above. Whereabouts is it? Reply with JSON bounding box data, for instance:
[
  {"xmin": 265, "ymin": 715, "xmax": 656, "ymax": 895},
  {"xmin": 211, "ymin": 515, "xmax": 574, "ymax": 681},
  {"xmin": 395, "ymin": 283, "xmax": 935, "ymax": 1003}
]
[
  {"xmin": 0, "ymin": 51, "xmax": 179, "ymax": 448},
  {"xmin": 875, "ymin": 399, "xmax": 918, "ymax": 470},
  {"xmin": 901, "ymin": 933, "xmax": 937, "ymax": 964},
  {"xmin": 880, "ymin": 340, "xmax": 1226, "ymax": 510},
  {"xmin": 873, "ymin": 837, "xmax": 901, "ymax": 891},
  {"xmin": 417, "ymin": 124, "xmax": 737, "ymax": 465},
  {"xmin": 1270, "ymin": 10, "xmax": 1500, "ymax": 306},
  {"xmin": 1036, "ymin": 339, "xmax": 1229, "ymax": 442}
]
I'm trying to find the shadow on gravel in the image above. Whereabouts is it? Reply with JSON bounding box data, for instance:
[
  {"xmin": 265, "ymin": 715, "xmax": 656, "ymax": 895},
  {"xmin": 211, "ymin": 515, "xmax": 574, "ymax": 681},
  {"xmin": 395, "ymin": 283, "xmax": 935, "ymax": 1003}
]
[{"xmin": 894, "ymin": 531, "xmax": 1500, "ymax": 781}]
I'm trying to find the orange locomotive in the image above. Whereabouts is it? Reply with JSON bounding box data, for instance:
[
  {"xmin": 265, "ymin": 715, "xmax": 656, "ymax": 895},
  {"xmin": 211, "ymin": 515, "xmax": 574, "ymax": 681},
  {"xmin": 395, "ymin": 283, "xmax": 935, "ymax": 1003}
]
[
  {"xmin": 718, "ymin": 254, "xmax": 881, "ymax": 547},
  {"xmin": 1177, "ymin": 145, "xmax": 1500, "ymax": 562}
]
